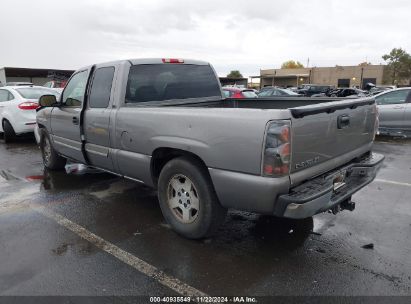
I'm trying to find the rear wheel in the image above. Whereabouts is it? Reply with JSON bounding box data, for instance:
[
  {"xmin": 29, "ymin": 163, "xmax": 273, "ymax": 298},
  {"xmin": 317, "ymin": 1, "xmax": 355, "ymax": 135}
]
[
  {"xmin": 40, "ymin": 129, "xmax": 66, "ymax": 170},
  {"xmin": 158, "ymin": 157, "xmax": 227, "ymax": 239},
  {"xmin": 2, "ymin": 120, "xmax": 16, "ymax": 143}
]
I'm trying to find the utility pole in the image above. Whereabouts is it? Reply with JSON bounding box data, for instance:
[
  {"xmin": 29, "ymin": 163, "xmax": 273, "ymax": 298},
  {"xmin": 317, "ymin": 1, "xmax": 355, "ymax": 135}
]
[{"xmin": 306, "ymin": 58, "xmax": 310, "ymax": 68}]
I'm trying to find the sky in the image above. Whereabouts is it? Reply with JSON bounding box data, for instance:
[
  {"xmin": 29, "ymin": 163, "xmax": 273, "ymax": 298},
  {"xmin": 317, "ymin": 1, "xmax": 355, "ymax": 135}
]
[{"xmin": 0, "ymin": 0, "xmax": 410, "ymax": 78}]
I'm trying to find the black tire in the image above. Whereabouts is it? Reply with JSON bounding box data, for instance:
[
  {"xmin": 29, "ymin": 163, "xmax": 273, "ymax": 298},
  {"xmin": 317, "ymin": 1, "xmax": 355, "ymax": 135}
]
[
  {"xmin": 158, "ymin": 157, "xmax": 227, "ymax": 239},
  {"xmin": 40, "ymin": 129, "xmax": 66, "ymax": 170},
  {"xmin": 3, "ymin": 120, "xmax": 16, "ymax": 143}
]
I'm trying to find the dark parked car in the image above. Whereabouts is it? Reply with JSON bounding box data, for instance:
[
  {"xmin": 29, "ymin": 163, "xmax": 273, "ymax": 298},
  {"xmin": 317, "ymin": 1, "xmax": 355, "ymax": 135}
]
[
  {"xmin": 258, "ymin": 87, "xmax": 302, "ymax": 97},
  {"xmin": 328, "ymin": 88, "xmax": 367, "ymax": 98},
  {"xmin": 222, "ymin": 87, "xmax": 258, "ymax": 98},
  {"xmin": 297, "ymin": 84, "xmax": 333, "ymax": 97}
]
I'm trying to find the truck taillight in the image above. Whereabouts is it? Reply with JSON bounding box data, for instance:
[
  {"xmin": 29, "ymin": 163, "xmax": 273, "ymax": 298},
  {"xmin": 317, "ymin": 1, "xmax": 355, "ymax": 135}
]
[
  {"xmin": 18, "ymin": 102, "xmax": 38, "ymax": 110},
  {"xmin": 162, "ymin": 58, "xmax": 184, "ymax": 64},
  {"xmin": 262, "ymin": 120, "xmax": 291, "ymax": 177}
]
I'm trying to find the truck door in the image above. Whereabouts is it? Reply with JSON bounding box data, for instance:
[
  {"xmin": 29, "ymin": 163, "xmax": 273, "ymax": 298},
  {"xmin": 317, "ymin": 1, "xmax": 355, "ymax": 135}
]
[
  {"xmin": 50, "ymin": 69, "xmax": 90, "ymax": 162},
  {"xmin": 83, "ymin": 64, "xmax": 116, "ymax": 171},
  {"xmin": 376, "ymin": 89, "xmax": 409, "ymax": 129}
]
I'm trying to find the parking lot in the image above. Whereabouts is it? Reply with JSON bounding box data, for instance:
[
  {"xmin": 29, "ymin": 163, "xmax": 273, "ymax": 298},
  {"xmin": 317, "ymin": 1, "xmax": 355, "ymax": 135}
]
[{"xmin": 0, "ymin": 135, "xmax": 410, "ymax": 300}]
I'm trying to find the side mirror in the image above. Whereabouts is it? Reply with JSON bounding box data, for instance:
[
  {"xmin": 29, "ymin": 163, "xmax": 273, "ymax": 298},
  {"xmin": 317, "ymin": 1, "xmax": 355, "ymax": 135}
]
[{"xmin": 39, "ymin": 95, "xmax": 57, "ymax": 107}]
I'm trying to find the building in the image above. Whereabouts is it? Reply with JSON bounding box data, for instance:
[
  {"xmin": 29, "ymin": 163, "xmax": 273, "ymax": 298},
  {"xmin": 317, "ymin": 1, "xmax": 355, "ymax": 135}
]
[
  {"xmin": 254, "ymin": 65, "xmax": 386, "ymax": 89},
  {"xmin": 219, "ymin": 77, "xmax": 248, "ymax": 88},
  {"xmin": 0, "ymin": 67, "xmax": 74, "ymax": 86}
]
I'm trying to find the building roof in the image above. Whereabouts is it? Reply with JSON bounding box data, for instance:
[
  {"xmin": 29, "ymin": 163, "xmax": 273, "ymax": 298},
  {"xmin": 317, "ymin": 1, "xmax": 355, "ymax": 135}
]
[
  {"xmin": 0, "ymin": 67, "xmax": 74, "ymax": 78},
  {"xmin": 251, "ymin": 74, "xmax": 309, "ymax": 79}
]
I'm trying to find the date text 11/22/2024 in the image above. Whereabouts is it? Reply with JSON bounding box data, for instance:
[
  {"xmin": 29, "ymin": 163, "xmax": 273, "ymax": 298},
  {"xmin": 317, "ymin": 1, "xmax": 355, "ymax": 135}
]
[{"xmin": 149, "ymin": 296, "xmax": 257, "ymax": 303}]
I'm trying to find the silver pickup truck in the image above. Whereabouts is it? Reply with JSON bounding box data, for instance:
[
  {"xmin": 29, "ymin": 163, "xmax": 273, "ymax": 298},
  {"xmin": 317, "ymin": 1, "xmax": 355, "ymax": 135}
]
[{"xmin": 36, "ymin": 58, "xmax": 384, "ymax": 239}]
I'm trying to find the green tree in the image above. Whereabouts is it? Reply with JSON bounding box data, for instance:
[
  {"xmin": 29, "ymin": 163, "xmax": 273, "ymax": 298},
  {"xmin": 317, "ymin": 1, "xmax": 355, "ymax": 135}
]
[
  {"xmin": 281, "ymin": 60, "xmax": 304, "ymax": 69},
  {"xmin": 358, "ymin": 62, "xmax": 371, "ymax": 67},
  {"xmin": 399, "ymin": 55, "xmax": 411, "ymax": 85},
  {"xmin": 382, "ymin": 48, "xmax": 411, "ymax": 85},
  {"xmin": 227, "ymin": 70, "xmax": 243, "ymax": 78}
]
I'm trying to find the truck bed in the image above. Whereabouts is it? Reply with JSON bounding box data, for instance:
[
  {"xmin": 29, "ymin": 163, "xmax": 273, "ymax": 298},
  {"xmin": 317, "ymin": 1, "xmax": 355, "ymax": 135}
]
[{"xmin": 163, "ymin": 96, "xmax": 377, "ymax": 186}]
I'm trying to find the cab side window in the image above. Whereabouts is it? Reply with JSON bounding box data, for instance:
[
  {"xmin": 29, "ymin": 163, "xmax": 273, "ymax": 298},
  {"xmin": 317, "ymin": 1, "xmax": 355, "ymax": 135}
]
[
  {"xmin": 376, "ymin": 90, "xmax": 410, "ymax": 105},
  {"xmin": 89, "ymin": 67, "xmax": 115, "ymax": 108},
  {"xmin": 62, "ymin": 71, "xmax": 88, "ymax": 107}
]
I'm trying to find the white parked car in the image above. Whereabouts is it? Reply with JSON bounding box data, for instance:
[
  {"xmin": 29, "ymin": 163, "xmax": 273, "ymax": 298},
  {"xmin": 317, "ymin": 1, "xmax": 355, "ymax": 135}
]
[
  {"xmin": 374, "ymin": 87, "xmax": 411, "ymax": 137},
  {"xmin": 0, "ymin": 86, "xmax": 60, "ymax": 142}
]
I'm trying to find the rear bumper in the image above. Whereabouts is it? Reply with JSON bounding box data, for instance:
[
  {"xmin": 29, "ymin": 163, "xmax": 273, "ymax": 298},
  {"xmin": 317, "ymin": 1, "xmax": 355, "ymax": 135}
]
[
  {"xmin": 276, "ymin": 152, "xmax": 384, "ymax": 219},
  {"xmin": 9, "ymin": 110, "xmax": 37, "ymax": 135}
]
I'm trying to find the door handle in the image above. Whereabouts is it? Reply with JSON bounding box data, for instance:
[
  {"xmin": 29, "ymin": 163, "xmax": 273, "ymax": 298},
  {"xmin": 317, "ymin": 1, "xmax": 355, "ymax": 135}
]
[
  {"xmin": 337, "ymin": 114, "xmax": 350, "ymax": 129},
  {"xmin": 72, "ymin": 117, "xmax": 79, "ymax": 125},
  {"xmin": 393, "ymin": 106, "xmax": 404, "ymax": 109}
]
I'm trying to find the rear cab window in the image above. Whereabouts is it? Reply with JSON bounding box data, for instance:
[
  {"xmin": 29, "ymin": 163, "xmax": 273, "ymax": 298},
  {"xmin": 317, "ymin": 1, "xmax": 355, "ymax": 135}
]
[{"xmin": 125, "ymin": 64, "xmax": 221, "ymax": 103}]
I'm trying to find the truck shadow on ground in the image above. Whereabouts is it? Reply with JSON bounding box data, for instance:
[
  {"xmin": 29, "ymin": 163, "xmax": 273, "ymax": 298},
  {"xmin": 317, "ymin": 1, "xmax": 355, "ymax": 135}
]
[
  {"xmin": 30, "ymin": 172, "xmax": 325, "ymax": 294},
  {"xmin": 213, "ymin": 212, "xmax": 314, "ymax": 254},
  {"xmin": 41, "ymin": 169, "xmax": 116, "ymax": 191},
  {"xmin": 38, "ymin": 169, "xmax": 315, "ymax": 253}
]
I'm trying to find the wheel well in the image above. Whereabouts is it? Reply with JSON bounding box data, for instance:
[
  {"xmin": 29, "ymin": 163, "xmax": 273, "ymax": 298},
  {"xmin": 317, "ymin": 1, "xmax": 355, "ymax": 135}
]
[
  {"xmin": 2, "ymin": 118, "xmax": 9, "ymax": 126},
  {"xmin": 1, "ymin": 118, "xmax": 13, "ymax": 130},
  {"xmin": 37, "ymin": 123, "xmax": 46, "ymax": 134},
  {"xmin": 151, "ymin": 148, "xmax": 208, "ymax": 186}
]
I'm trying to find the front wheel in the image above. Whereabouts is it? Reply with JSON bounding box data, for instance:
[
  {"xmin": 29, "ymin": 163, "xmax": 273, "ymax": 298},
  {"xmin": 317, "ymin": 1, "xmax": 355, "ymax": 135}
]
[
  {"xmin": 158, "ymin": 157, "xmax": 227, "ymax": 239},
  {"xmin": 40, "ymin": 129, "xmax": 66, "ymax": 170}
]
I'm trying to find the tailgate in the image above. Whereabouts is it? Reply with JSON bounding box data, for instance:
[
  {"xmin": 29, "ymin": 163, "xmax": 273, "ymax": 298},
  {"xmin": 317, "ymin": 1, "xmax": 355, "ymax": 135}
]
[{"xmin": 289, "ymin": 98, "xmax": 377, "ymax": 185}]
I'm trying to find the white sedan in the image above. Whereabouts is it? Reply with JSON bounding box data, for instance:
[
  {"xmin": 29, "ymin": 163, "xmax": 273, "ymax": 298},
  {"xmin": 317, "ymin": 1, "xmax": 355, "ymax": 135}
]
[{"xmin": 0, "ymin": 86, "xmax": 60, "ymax": 143}]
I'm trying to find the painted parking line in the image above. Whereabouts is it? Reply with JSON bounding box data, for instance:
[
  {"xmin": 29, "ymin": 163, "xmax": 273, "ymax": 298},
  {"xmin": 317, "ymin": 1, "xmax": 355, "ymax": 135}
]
[
  {"xmin": 31, "ymin": 204, "xmax": 208, "ymax": 297},
  {"xmin": 374, "ymin": 179, "xmax": 411, "ymax": 188}
]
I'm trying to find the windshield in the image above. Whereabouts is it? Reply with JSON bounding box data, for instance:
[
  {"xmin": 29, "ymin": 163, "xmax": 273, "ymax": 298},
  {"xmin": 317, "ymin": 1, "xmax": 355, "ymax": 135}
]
[{"xmin": 16, "ymin": 87, "xmax": 59, "ymax": 99}]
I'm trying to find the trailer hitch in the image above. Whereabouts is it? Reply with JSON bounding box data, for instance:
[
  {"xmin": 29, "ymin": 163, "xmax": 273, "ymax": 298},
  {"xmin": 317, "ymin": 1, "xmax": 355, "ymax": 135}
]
[{"xmin": 330, "ymin": 199, "xmax": 356, "ymax": 215}]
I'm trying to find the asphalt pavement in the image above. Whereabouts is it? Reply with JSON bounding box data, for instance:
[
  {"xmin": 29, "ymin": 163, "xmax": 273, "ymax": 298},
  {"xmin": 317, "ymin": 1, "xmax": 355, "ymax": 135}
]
[{"xmin": 0, "ymin": 135, "xmax": 410, "ymax": 300}]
